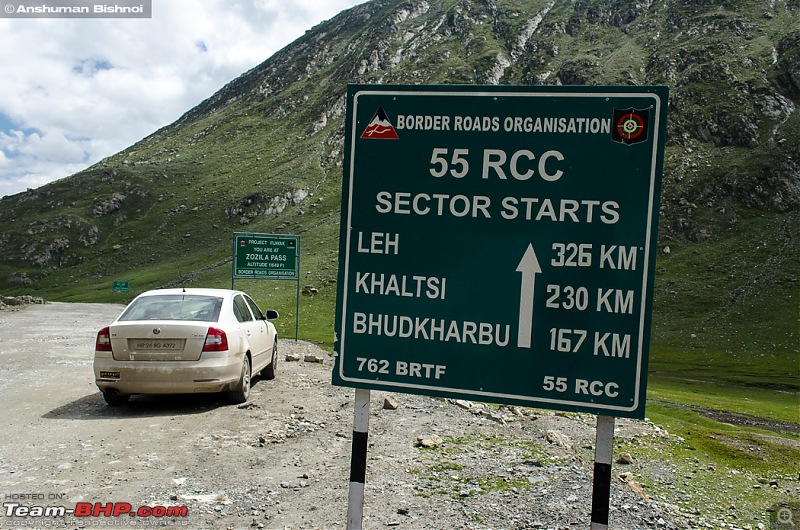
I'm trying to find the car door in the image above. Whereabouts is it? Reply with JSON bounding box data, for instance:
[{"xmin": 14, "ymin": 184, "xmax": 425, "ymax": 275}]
[
  {"xmin": 243, "ymin": 294, "xmax": 272, "ymax": 373},
  {"xmin": 233, "ymin": 294, "xmax": 267, "ymax": 368}
]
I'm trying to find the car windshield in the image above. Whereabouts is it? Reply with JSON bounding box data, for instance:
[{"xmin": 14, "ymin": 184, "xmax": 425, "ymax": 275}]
[{"xmin": 118, "ymin": 295, "xmax": 223, "ymax": 322}]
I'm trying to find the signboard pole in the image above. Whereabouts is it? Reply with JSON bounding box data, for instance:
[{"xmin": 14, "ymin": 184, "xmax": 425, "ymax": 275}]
[
  {"xmin": 590, "ymin": 415, "xmax": 616, "ymax": 529},
  {"xmin": 295, "ymin": 249, "xmax": 300, "ymax": 342},
  {"xmin": 231, "ymin": 235, "xmax": 236, "ymax": 290},
  {"xmin": 346, "ymin": 389, "xmax": 370, "ymax": 530}
]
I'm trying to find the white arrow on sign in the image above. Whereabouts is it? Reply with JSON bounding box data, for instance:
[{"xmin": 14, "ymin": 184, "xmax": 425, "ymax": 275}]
[{"xmin": 516, "ymin": 244, "xmax": 541, "ymax": 348}]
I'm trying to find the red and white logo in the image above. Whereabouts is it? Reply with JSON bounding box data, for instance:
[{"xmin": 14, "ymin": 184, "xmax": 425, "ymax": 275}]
[{"xmin": 360, "ymin": 107, "xmax": 399, "ymax": 139}]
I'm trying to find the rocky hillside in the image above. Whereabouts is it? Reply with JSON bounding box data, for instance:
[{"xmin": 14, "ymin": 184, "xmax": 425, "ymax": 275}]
[{"xmin": 0, "ymin": 0, "xmax": 798, "ymax": 356}]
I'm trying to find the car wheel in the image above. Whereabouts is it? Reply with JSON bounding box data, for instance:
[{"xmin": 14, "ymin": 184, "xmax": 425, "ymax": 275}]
[
  {"xmin": 263, "ymin": 339, "xmax": 277, "ymax": 380},
  {"xmin": 102, "ymin": 390, "xmax": 130, "ymax": 406},
  {"xmin": 228, "ymin": 356, "xmax": 251, "ymax": 404}
]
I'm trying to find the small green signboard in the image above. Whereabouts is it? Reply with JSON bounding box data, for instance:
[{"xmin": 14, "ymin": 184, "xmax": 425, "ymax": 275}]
[
  {"xmin": 232, "ymin": 233, "xmax": 299, "ymax": 280},
  {"xmin": 112, "ymin": 280, "xmax": 129, "ymax": 293},
  {"xmin": 333, "ymin": 85, "xmax": 668, "ymax": 419}
]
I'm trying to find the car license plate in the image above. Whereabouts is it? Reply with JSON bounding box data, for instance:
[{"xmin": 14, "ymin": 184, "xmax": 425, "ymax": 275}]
[
  {"xmin": 130, "ymin": 339, "xmax": 183, "ymax": 352},
  {"xmin": 100, "ymin": 371, "xmax": 120, "ymax": 379}
]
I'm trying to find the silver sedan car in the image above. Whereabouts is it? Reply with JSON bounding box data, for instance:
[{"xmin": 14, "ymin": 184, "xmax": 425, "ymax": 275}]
[{"xmin": 93, "ymin": 288, "xmax": 278, "ymax": 406}]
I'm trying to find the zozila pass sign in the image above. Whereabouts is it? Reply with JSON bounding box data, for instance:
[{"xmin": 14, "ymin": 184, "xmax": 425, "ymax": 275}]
[{"xmin": 333, "ymin": 84, "xmax": 668, "ymax": 419}]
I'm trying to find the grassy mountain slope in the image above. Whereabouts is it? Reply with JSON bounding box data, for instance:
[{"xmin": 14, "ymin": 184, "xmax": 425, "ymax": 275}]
[{"xmin": 0, "ymin": 0, "xmax": 798, "ymax": 381}]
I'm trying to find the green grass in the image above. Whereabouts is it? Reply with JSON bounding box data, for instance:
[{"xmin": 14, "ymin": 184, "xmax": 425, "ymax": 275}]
[
  {"xmin": 649, "ymin": 345, "xmax": 799, "ymax": 393},
  {"xmin": 648, "ymin": 374, "xmax": 800, "ymax": 424},
  {"xmin": 651, "ymin": 209, "xmax": 800, "ymax": 359},
  {"xmin": 619, "ymin": 400, "xmax": 799, "ymax": 527},
  {"xmin": 638, "ymin": 344, "xmax": 799, "ymax": 526},
  {"xmin": 645, "ymin": 402, "xmax": 799, "ymax": 473}
]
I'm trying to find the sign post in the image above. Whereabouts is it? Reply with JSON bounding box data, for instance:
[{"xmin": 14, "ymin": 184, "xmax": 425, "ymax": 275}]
[
  {"xmin": 232, "ymin": 232, "xmax": 301, "ymax": 341},
  {"xmin": 591, "ymin": 415, "xmax": 616, "ymax": 529},
  {"xmin": 111, "ymin": 280, "xmax": 129, "ymax": 303},
  {"xmin": 346, "ymin": 388, "xmax": 370, "ymax": 530},
  {"xmin": 334, "ymin": 84, "xmax": 668, "ymax": 526}
]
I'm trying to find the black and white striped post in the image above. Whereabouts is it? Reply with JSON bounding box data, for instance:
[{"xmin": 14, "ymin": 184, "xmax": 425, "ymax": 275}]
[
  {"xmin": 347, "ymin": 388, "xmax": 371, "ymax": 529},
  {"xmin": 591, "ymin": 415, "xmax": 616, "ymax": 529}
]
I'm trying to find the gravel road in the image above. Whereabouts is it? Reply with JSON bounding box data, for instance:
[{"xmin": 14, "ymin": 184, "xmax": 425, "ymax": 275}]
[{"xmin": 0, "ymin": 302, "xmax": 717, "ymax": 529}]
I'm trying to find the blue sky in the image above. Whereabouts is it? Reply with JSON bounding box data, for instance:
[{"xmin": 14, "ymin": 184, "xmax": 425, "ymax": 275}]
[{"xmin": 0, "ymin": 0, "xmax": 367, "ymax": 198}]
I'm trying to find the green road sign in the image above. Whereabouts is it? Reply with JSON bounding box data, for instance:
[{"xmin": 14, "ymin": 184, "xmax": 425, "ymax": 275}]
[
  {"xmin": 112, "ymin": 280, "xmax": 129, "ymax": 293},
  {"xmin": 233, "ymin": 233, "xmax": 299, "ymax": 280},
  {"xmin": 333, "ymin": 85, "xmax": 668, "ymax": 419}
]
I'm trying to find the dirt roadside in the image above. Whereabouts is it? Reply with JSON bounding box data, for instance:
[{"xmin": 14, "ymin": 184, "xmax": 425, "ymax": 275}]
[{"xmin": 0, "ymin": 302, "xmax": 722, "ymax": 530}]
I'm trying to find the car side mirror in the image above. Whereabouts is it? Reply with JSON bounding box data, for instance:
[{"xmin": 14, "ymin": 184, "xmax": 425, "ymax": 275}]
[{"xmin": 265, "ymin": 310, "xmax": 279, "ymax": 320}]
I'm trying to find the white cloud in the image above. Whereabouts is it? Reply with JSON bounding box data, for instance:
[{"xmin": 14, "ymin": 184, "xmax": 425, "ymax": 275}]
[{"xmin": 0, "ymin": 0, "xmax": 367, "ymax": 198}]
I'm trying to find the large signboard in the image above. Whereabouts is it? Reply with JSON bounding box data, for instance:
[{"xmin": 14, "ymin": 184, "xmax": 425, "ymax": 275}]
[
  {"xmin": 333, "ymin": 85, "xmax": 668, "ymax": 419},
  {"xmin": 233, "ymin": 233, "xmax": 299, "ymax": 280}
]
